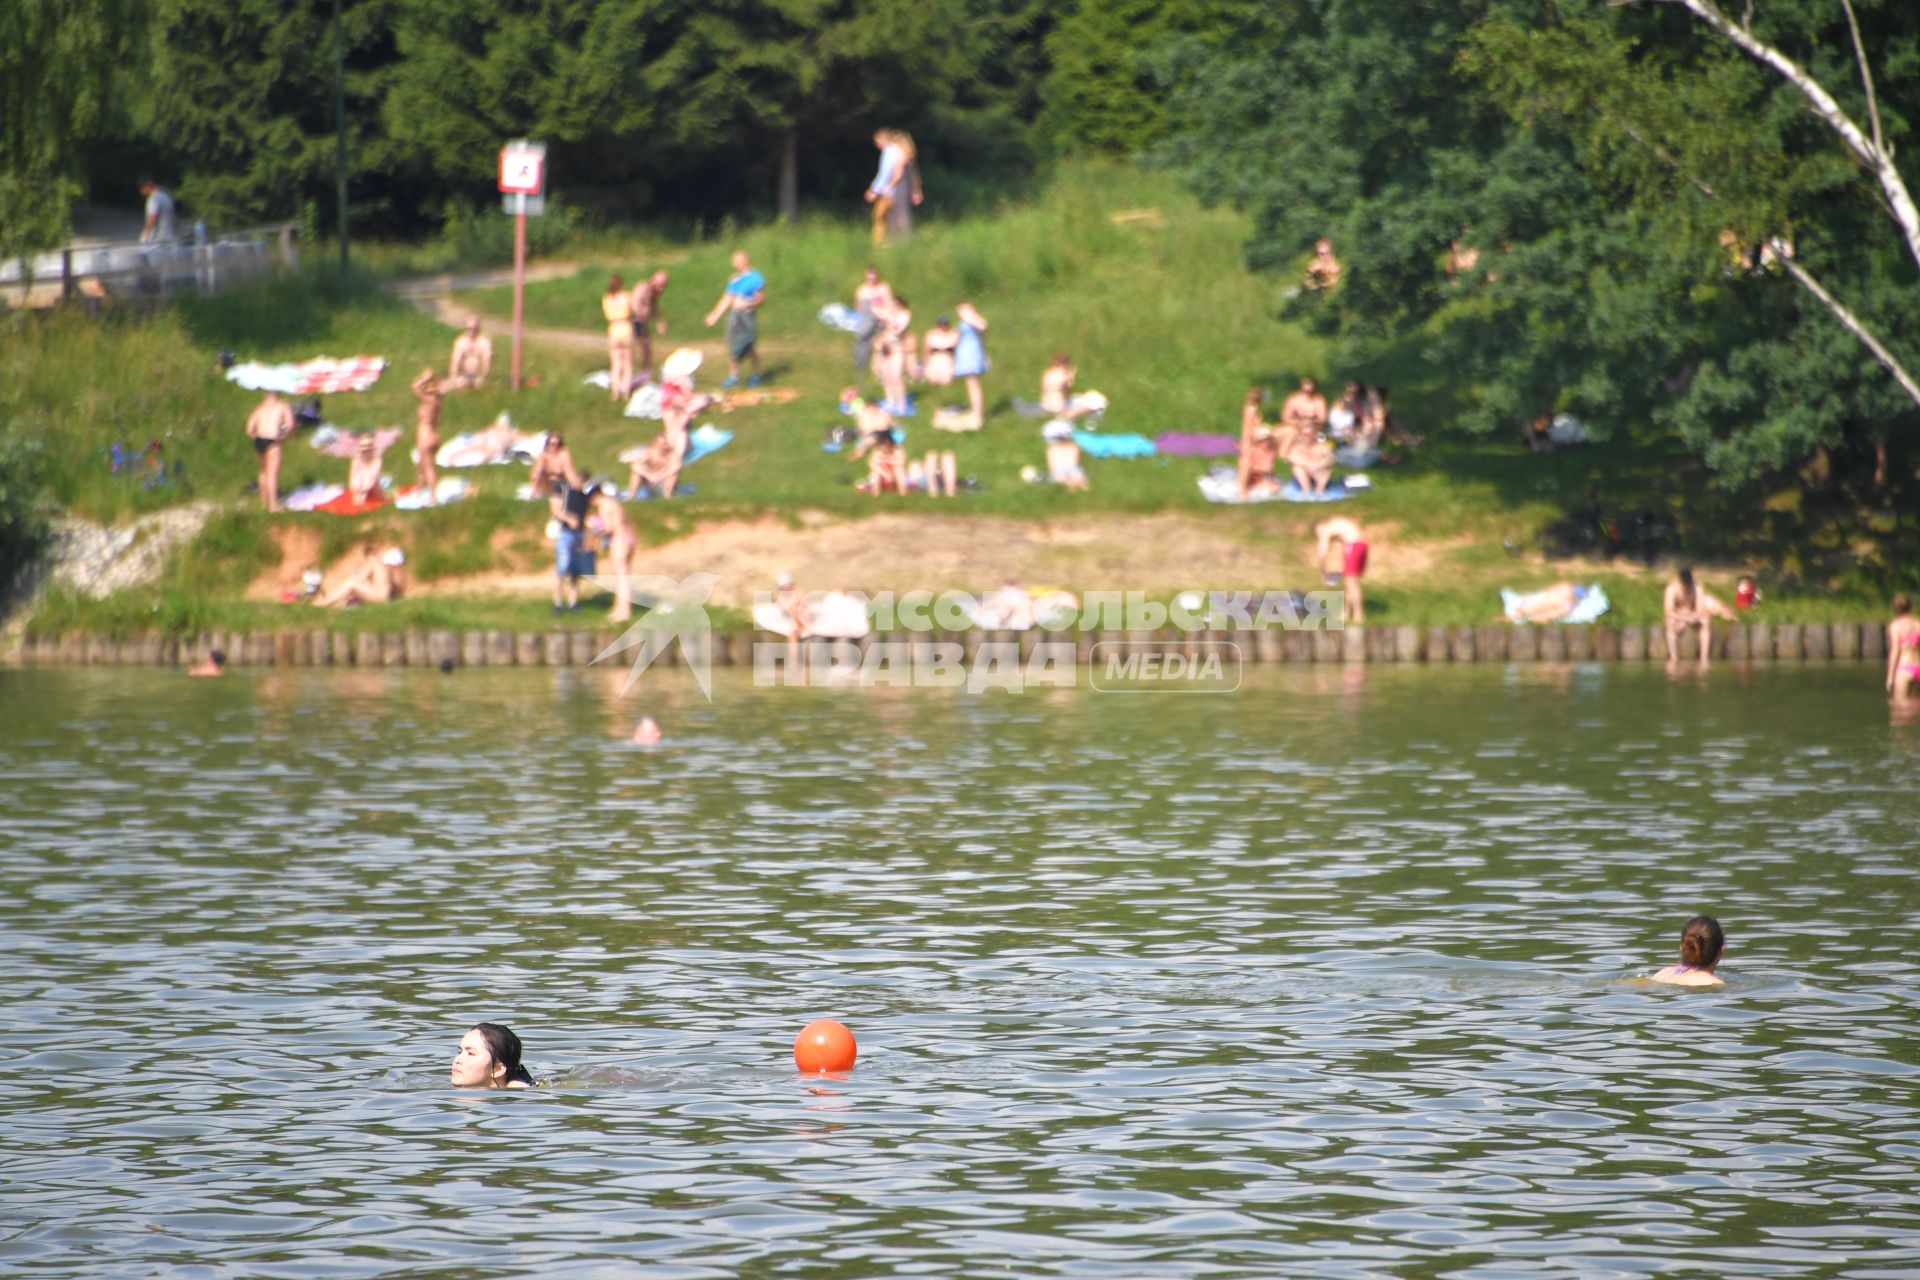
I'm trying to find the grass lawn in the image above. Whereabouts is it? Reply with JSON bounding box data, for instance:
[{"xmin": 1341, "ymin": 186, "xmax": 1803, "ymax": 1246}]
[{"xmin": 4, "ymin": 160, "xmax": 1900, "ymax": 638}]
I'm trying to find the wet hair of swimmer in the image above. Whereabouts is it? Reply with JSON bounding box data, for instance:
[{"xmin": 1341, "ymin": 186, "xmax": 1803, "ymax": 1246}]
[
  {"xmin": 1678, "ymin": 915, "xmax": 1726, "ymax": 970},
  {"xmin": 438, "ymin": 657, "xmax": 454, "ymax": 675},
  {"xmin": 474, "ymin": 1022, "xmax": 534, "ymax": 1085},
  {"xmin": 209, "ymin": 649, "xmax": 226, "ymax": 668},
  {"xmin": 1896, "ymin": 594, "xmax": 1913, "ymax": 616}
]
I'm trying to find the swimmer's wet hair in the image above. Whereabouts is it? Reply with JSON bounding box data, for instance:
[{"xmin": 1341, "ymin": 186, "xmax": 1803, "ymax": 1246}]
[
  {"xmin": 1896, "ymin": 594, "xmax": 1912, "ymax": 616},
  {"xmin": 1678, "ymin": 915, "xmax": 1725, "ymax": 970},
  {"xmin": 209, "ymin": 649, "xmax": 226, "ymax": 667},
  {"xmin": 473, "ymin": 1022, "xmax": 531, "ymax": 1085}
]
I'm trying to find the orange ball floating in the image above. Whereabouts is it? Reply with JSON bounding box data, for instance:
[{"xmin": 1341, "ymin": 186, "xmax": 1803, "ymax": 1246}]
[{"xmin": 793, "ymin": 1019, "xmax": 857, "ymax": 1074}]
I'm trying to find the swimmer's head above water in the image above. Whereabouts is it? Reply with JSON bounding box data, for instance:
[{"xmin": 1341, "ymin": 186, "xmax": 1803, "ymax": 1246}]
[
  {"xmin": 1650, "ymin": 915, "xmax": 1726, "ymax": 986},
  {"xmin": 452, "ymin": 1022, "xmax": 533, "ymax": 1088}
]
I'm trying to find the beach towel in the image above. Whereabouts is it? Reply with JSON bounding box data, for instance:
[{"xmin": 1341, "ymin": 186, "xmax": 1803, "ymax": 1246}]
[
  {"xmin": 283, "ymin": 483, "xmax": 345, "ymax": 512},
  {"xmin": 1197, "ymin": 465, "xmax": 1355, "ymax": 504},
  {"xmin": 1501, "ymin": 584, "xmax": 1610, "ymax": 624},
  {"xmin": 1073, "ymin": 431, "xmax": 1156, "ymax": 459},
  {"xmin": 623, "ymin": 384, "xmax": 664, "ymax": 419},
  {"xmin": 435, "ymin": 430, "xmax": 547, "ymax": 468},
  {"xmin": 227, "ymin": 356, "xmax": 387, "ymax": 394},
  {"xmin": 392, "ymin": 477, "xmax": 473, "ymax": 510},
  {"xmin": 314, "ymin": 490, "xmax": 388, "ymax": 517},
  {"xmin": 1154, "ymin": 432, "xmax": 1240, "ymax": 457},
  {"xmin": 754, "ymin": 591, "xmax": 871, "ymax": 639},
  {"xmin": 817, "ymin": 303, "xmax": 861, "ymax": 333}
]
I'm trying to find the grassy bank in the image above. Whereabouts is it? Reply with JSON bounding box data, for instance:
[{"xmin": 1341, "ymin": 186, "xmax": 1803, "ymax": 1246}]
[{"xmin": 5, "ymin": 160, "xmax": 1905, "ymax": 638}]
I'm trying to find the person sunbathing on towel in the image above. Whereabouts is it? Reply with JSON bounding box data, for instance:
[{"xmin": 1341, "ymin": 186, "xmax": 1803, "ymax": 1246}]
[
  {"xmin": 1044, "ymin": 420, "xmax": 1089, "ymax": 491},
  {"xmin": 314, "ymin": 544, "xmax": 405, "ymax": 607},
  {"xmin": 529, "ymin": 433, "xmax": 582, "ymax": 500},
  {"xmin": 1504, "ymin": 581, "xmax": 1588, "ymax": 624}
]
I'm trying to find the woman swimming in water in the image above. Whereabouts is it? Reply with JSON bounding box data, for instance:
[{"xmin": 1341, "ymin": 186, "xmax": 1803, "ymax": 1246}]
[
  {"xmin": 1649, "ymin": 915, "xmax": 1727, "ymax": 987},
  {"xmin": 451, "ymin": 1022, "xmax": 534, "ymax": 1088}
]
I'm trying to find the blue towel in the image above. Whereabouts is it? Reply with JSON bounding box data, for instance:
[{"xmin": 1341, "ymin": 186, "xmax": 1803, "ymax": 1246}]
[
  {"xmin": 1073, "ymin": 431, "xmax": 1156, "ymax": 459},
  {"xmin": 684, "ymin": 425, "xmax": 733, "ymax": 465}
]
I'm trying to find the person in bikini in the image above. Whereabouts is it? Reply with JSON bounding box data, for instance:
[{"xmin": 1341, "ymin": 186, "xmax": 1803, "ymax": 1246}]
[
  {"xmin": 446, "ymin": 315, "xmax": 493, "ymax": 390},
  {"xmin": 346, "ymin": 433, "xmax": 386, "ymax": 506},
  {"xmin": 1314, "ymin": 515, "xmax": 1367, "ymax": 624},
  {"xmin": 1044, "ymin": 420, "xmax": 1089, "ymax": 491},
  {"xmin": 245, "ymin": 391, "xmax": 294, "ymax": 513},
  {"xmin": 1888, "ymin": 594, "xmax": 1920, "ymax": 699},
  {"xmin": 1649, "ymin": 915, "xmax": 1727, "ymax": 987},
  {"xmin": 1278, "ymin": 378, "xmax": 1335, "ymax": 495},
  {"xmin": 1237, "ymin": 387, "xmax": 1279, "ymax": 499},
  {"xmin": 410, "ymin": 367, "xmax": 443, "ymax": 503}
]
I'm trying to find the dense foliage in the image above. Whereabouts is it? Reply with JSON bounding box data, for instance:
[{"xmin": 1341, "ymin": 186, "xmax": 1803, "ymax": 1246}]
[{"xmin": 1156, "ymin": 0, "xmax": 1920, "ymax": 484}]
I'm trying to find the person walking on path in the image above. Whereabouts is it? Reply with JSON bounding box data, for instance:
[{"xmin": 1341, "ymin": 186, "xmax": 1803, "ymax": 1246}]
[
  {"xmin": 704, "ymin": 251, "xmax": 765, "ymax": 388},
  {"xmin": 139, "ymin": 178, "xmax": 179, "ymax": 244},
  {"xmin": 245, "ymin": 390, "xmax": 293, "ymax": 513}
]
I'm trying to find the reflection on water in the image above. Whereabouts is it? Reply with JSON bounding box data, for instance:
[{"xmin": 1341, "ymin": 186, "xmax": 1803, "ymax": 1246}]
[{"xmin": 2, "ymin": 665, "xmax": 1918, "ymax": 1277}]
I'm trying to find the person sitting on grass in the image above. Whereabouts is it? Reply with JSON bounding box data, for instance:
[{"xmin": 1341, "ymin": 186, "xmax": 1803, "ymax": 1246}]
[
  {"xmin": 529, "ymin": 433, "xmax": 582, "ymax": 506},
  {"xmin": 845, "ymin": 391, "xmax": 898, "ymax": 453},
  {"xmin": 1044, "ymin": 420, "xmax": 1089, "ymax": 491},
  {"xmin": 906, "ymin": 447, "xmax": 959, "ymax": 497},
  {"xmin": 923, "ymin": 315, "xmax": 958, "ymax": 387},
  {"xmin": 188, "ymin": 648, "xmax": 226, "ymax": 677},
  {"xmin": 856, "ymin": 428, "xmax": 906, "ymax": 495},
  {"xmin": 314, "ymin": 544, "xmax": 405, "ymax": 608},
  {"xmin": 627, "ymin": 431, "xmax": 685, "ymax": 500},
  {"xmin": 1237, "ymin": 387, "xmax": 1280, "ymax": 500},
  {"xmin": 1649, "ymin": 915, "xmax": 1727, "ymax": 987},
  {"xmin": 1304, "ymin": 237, "xmax": 1343, "ymax": 290},
  {"xmin": 347, "ymin": 433, "xmax": 387, "ymax": 506},
  {"xmin": 446, "ymin": 315, "xmax": 493, "ymax": 390},
  {"xmin": 1040, "ymin": 353, "xmax": 1106, "ymax": 421},
  {"xmin": 1664, "ymin": 566, "xmax": 1736, "ymax": 666}
]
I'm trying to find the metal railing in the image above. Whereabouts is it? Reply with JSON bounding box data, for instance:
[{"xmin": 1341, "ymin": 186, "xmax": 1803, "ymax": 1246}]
[{"xmin": 0, "ymin": 222, "xmax": 301, "ymax": 304}]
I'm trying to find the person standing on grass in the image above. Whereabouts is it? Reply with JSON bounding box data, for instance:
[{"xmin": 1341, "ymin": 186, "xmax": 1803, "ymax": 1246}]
[
  {"xmin": 866, "ymin": 130, "xmax": 922, "ymax": 245},
  {"xmin": 603, "ymin": 274, "xmax": 636, "ymax": 401},
  {"xmin": 629, "ymin": 271, "xmax": 670, "ymax": 384},
  {"xmin": 705, "ymin": 251, "xmax": 765, "ymax": 388},
  {"xmin": 1314, "ymin": 516, "xmax": 1367, "ymax": 624},
  {"xmin": 245, "ymin": 390, "xmax": 294, "ymax": 513},
  {"xmin": 410, "ymin": 367, "xmax": 443, "ymax": 504},
  {"xmin": 951, "ymin": 301, "xmax": 990, "ymax": 429}
]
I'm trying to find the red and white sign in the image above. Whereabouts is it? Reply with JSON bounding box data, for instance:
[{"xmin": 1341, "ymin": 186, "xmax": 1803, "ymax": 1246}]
[{"xmin": 498, "ymin": 143, "xmax": 546, "ymax": 195}]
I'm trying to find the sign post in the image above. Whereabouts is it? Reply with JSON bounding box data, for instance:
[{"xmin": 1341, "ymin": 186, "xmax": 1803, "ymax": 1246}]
[{"xmin": 497, "ymin": 141, "xmax": 547, "ymax": 392}]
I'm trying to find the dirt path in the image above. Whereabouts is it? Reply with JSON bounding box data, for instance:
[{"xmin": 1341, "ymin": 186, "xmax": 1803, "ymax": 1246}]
[{"xmin": 381, "ymin": 511, "xmax": 1645, "ymax": 608}]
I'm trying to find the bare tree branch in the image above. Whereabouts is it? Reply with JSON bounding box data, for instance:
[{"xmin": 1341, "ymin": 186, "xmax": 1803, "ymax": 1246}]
[
  {"xmin": 1768, "ymin": 238, "xmax": 1920, "ymax": 407},
  {"xmin": 1838, "ymin": 0, "xmax": 1885, "ymax": 158},
  {"xmin": 1639, "ymin": 0, "xmax": 1920, "ymax": 276}
]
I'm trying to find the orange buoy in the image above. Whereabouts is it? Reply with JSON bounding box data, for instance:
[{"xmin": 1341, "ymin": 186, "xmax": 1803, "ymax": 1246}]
[{"xmin": 793, "ymin": 1019, "xmax": 857, "ymax": 1074}]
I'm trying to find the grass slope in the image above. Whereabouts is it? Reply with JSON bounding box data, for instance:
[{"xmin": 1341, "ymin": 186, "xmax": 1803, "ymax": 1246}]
[{"xmin": 4, "ymin": 160, "xmax": 1897, "ymax": 636}]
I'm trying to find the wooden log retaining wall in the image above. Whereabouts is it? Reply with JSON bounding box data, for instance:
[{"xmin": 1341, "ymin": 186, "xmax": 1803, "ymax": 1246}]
[{"xmin": 5, "ymin": 622, "xmax": 1895, "ymax": 668}]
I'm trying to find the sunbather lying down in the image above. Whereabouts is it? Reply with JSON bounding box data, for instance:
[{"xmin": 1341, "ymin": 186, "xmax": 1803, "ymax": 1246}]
[
  {"xmin": 314, "ymin": 543, "xmax": 406, "ymax": 608},
  {"xmin": 1500, "ymin": 581, "xmax": 1607, "ymax": 624}
]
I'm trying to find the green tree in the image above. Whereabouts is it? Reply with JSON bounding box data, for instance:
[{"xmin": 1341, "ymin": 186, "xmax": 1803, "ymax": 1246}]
[
  {"xmin": 148, "ymin": 0, "xmax": 408, "ymax": 231},
  {"xmin": 1157, "ymin": 0, "xmax": 1920, "ymax": 485},
  {"xmin": 0, "ymin": 0, "xmax": 145, "ymax": 256},
  {"xmin": 1039, "ymin": 0, "xmax": 1246, "ymax": 155}
]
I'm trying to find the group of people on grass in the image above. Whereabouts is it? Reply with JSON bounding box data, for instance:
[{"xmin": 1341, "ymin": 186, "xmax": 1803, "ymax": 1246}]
[
  {"xmin": 851, "ymin": 267, "xmax": 990, "ymax": 426},
  {"xmin": 1237, "ymin": 377, "xmax": 1413, "ymax": 501}
]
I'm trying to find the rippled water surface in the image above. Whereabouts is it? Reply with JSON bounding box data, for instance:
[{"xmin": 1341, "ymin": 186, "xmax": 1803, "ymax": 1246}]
[{"xmin": 3, "ymin": 664, "xmax": 1919, "ymax": 1277}]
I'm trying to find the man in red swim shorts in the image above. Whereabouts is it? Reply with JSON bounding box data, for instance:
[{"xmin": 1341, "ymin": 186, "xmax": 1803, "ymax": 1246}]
[{"xmin": 1314, "ymin": 515, "xmax": 1367, "ymax": 624}]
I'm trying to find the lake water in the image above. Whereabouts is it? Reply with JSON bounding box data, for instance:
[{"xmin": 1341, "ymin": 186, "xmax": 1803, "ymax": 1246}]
[{"xmin": 3, "ymin": 665, "xmax": 1918, "ymax": 1277}]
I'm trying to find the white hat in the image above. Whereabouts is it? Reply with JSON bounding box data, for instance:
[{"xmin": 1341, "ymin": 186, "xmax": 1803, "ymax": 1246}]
[
  {"xmin": 662, "ymin": 348, "xmax": 703, "ymax": 381},
  {"xmin": 776, "ymin": 573, "xmax": 794, "ymax": 588},
  {"xmin": 381, "ymin": 548, "xmax": 406, "ymax": 567}
]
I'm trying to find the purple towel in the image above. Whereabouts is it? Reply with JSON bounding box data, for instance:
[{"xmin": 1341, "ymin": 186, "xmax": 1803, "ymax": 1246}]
[{"xmin": 1154, "ymin": 432, "xmax": 1240, "ymax": 457}]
